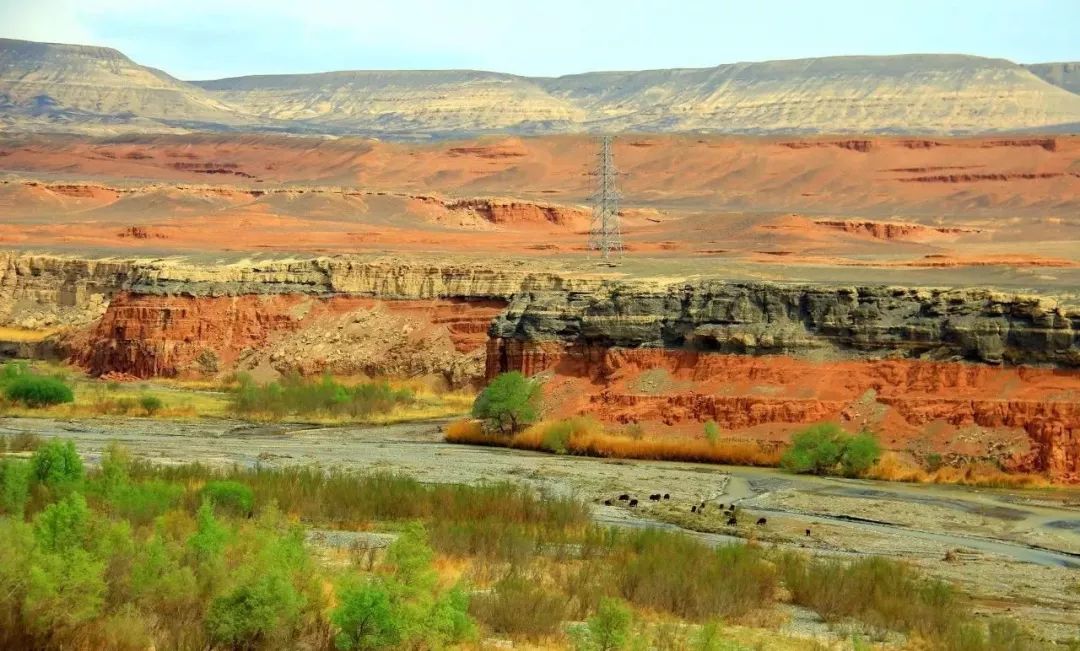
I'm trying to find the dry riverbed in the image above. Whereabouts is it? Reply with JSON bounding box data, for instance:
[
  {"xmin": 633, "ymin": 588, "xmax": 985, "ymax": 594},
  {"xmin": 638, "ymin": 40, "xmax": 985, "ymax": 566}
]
[{"xmin": 3, "ymin": 416, "xmax": 1079, "ymax": 642}]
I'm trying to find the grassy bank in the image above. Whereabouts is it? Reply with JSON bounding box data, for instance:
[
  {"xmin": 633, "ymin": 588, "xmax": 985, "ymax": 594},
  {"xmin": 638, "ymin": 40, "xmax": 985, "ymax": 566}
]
[
  {"xmin": 0, "ymin": 439, "xmax": 1058, "ymax": 650},
  {"xmin": 446, "ymin": 417, "xmax": 785, "ymax": 467},
  {"xmin": 446, "ymin": 418, "xmax": 1059, "ymax": 490}
]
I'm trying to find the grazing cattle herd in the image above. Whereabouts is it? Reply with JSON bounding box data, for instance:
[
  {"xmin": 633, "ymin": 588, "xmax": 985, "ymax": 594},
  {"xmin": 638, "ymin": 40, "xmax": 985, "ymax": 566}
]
[{"xmin": 597, "ymin": 491, "xmax": 806, "ymax": 534}]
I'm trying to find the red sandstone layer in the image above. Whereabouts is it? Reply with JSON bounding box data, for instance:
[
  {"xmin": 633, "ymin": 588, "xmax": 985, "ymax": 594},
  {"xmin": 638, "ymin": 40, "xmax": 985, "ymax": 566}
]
[{"xmin": 488, "ymin": 340, "xmax": 1080, "ymax": 479}]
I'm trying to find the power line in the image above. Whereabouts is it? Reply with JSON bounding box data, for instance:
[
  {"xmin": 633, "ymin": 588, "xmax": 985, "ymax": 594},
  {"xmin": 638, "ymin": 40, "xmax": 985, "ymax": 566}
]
[{"xmin": 587, "ymin": 134, "xmax": 622, "ymax": 261}]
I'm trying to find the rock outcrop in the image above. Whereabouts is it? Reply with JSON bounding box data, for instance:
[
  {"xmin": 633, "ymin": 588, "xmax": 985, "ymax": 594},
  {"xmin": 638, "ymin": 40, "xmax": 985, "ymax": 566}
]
[{"xmin": 487, "ymin": 282, "xmax": 1080, "ymax": 371}]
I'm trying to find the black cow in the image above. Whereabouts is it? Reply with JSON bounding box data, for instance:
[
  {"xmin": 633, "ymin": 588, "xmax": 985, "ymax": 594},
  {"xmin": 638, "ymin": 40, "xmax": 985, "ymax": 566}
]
[
  {"xmin": 603, "ymin": 499, "xmax": 613, "ymax": 506},
  {"xmin": 663, "ymin": 493, "xmax": 670, "ymax": 500},
  {"xmin": 691, "ymin": 505, "xmax": 697, "ymax": 513},
  {"xmin": 756, "ymin": 517, "xmax": 767, "ymax": 526},
  {"xmin": 805, "ymin": 528, "xmax": 812, "ymax": 537},
  {"xmin": 618, "ymin": 494, "xmax": 629, "ymax": 501},
  {"xmin": 726, "ymin": 517, "xmax": 737, "ymax": 526},
  {"xmin": 629, "ymin": 499, "xmax": 639, "ymax": 507}
]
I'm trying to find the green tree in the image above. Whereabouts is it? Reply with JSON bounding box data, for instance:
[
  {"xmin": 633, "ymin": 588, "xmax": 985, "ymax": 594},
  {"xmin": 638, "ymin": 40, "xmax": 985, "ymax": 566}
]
[
  {"xmin": 780, "ymin": 423, "xmax": 848, "ymax": 475},
  {"xmin": 386, "ymin": 522, "xmax": 437, "ymax": 596},
  {"xmin": 840, "ymin": 431, "xmax": 883, "ymax": 477},
  {"xmin": 331, "ymin": 580, "xmax": 401, "ymax": 651},
  {"xmin": 471, "ymin": 371, "xmax": 541, "ymax": 435},
  {"xmin": 0, "ymin": 459, "xmax": 32, "ymax": 516},
  {"xmin": 188, "ymin": 500, "xmax": 229, "ymax": 567},
  {"xmin": 205, "ymin": 572, "xmax": 304, "ymax": 649},
  {"xmin": 24, "ymin": 548, "xmax": 106, "ymax": 634},
  {"xmin": 32, "ymin": 439, "xmax": 84, "ymax": 488},
  {"xmin": 34, "ymin": 492, "xmax": 91, "ymax": 553}
]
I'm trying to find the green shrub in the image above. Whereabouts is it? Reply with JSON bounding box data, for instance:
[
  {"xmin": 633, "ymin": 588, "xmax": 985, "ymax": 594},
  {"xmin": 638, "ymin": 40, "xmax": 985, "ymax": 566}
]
[
  {"xmin": 614, "ymin": 529, "xmax": 776, "ymax": 620},
  {"xmin": 332, "ymin": 580, "xmax": 401, "ymax": 650},
  {"xmin": 571, "ymin": 598, "xmax": 633, "ymax": 651},
  {"xmin": 704, "ymin": 420, "xmax": 721, "ymax": 445},
  {"xmin": 138, "ymin": 394, "xmax": 164, "ymax": 416},
  {"xmin": 472, "ymin": 371, "xmax": 541, "ymax": 434},
  {"xmin": 24, "ymin": 547, "xmax": 106, "ymax": 634},
  {"xmin": 471, "ymin": 570, "xmax": 568, "ymax": 639},
  {"xmin": 231, "ymin": 373, "xmax": 413, "ymax": 420},
  {"xmin": 5, "ymin": 374, "xmax": 74, "ymax": 407},
  {"xmin": 781, "ymin": 423, "xmax": 882, "ymax": 477},
  {"xmin": 205, "ymin": 573, "xmax": 304, "ymax": 648},
  {"xmin": 541, "ymin": 421, "xmax": 573, "ymax": 454},
  {"xmin": 201, "ymin": 480, "xmax": 255, "ymax": 517},
  {"xmin": 109, "ymin": 480, "xmax": 183, "ymax": 525},
  {"xmin": 841, "ymin": 431, "xmax": 883, "ymax": 477},
  {"xmin": 34, "ymin": 493, "xmax": 92, "ymax": 554},
  {"xmin": 0, "ymin": 459, "xmax": 32, "ymax": 516},
  {"xmin": 32, "ymin": 439, "xmax": 84, "ymax": 488}
]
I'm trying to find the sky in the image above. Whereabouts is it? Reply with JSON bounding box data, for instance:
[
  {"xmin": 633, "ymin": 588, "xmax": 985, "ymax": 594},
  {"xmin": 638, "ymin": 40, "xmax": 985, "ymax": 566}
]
[{"xmin": 1, "ymin": 0, "xmax": 1077, "ymax": 80}]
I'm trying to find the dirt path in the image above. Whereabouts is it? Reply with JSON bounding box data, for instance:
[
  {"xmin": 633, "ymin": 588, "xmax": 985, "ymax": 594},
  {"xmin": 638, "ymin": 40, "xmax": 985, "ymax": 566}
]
[{"xmin": 4, "ymin": 415, "xmax": 1080, "ymax": 640}]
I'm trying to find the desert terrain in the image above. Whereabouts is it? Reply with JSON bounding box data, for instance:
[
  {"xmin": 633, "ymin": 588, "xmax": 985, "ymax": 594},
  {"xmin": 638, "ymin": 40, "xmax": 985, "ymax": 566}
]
[{"xmin": 1, "ymin": 33, "xmax": 1079, "ymax": 650}]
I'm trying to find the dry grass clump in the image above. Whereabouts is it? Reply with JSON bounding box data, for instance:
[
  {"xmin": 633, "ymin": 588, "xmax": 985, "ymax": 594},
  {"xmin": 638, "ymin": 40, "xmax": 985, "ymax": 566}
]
[
  {"xmin": 868, "ymin": 452, "xmax": 1051, "ymax": 489},
  {"xmin": 444, "ymin": 418, "xmax": 783, "ymax": 467}
]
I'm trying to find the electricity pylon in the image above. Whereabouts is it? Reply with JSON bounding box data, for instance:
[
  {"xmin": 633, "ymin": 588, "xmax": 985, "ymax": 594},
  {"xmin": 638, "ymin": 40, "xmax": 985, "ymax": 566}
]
[{"xmin": 587, "ymin": 135, "xmax": 622, "ymax": 261}]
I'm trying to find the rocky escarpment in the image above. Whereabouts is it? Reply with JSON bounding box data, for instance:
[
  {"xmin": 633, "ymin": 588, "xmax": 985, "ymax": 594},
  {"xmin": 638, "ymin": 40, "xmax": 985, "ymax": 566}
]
[
  {"xmin": 487, "ymin": 281, "xmax": 1080, "ymax": 373},
  {"xmin": 486, "ymin": 282, "xmax": 1080, "ymax": 478}
]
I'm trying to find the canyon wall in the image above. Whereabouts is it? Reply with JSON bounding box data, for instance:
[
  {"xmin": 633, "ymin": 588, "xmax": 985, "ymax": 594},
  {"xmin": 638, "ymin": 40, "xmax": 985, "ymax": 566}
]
[{"xmin": 0, "ymin": 252, "xmax": 1076, "ymax": 477}]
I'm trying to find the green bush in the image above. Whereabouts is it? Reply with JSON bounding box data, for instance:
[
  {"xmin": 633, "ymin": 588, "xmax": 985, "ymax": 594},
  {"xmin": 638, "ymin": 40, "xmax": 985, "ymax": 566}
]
[
  {"xmin": 780, "ymin": 423, "xmax": 882, "ymax": 477},
  {"xmin": 0, "ymin": 459, "xmax": 32, "ymax": 516},
  {"xmin": 332, "ymin": 581, "xmax": 401, "ymax": 650},
  {"xmin": 541, "ymin": 421, "xmax": 573, "ymax": 454},
  {"xmin": 205, "ymin": 573, "xmax": 304, "ymax": 648},
  {"xmin": 472, "ymin": 371, "xmax": 541, "ymax": 434},
  {"xmin": 138, "ymin": 394, "xmax": 164, "ymax": 416},
  {"xmin": 232, "ymin": 373, "xmax": 413, "ymax": 420},
  {"xmin": 5, "ymin": 375, "xmax": 74, "ymax": 407},
  {"xmin": 201, "ymin": 480, "xmax": 255, "ymax": 517},
  {"xmin": 571, "ymin": 598, "xmax": 633, "ymax": 651},
  {"xmin": 32, "ymin": 439, "xmax": 84, "ymax": 488},
  {"xmin": 471, "ymin": 571, "xmax": 568, "ymax": 639},
  {"xmin": 704, "ymin": 420, "xmax": 721, "ymax": 445}
]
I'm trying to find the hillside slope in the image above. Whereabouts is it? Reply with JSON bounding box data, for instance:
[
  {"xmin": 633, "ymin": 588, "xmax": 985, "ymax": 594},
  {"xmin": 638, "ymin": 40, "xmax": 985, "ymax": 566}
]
[{"xmin": 1, "ymin": 38, "xmax": 1079, "ymax": 135}]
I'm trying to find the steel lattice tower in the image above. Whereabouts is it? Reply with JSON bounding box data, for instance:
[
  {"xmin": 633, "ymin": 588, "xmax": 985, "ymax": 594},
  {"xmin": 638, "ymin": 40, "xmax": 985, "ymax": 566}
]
[{"xmin": 587, "ymin": 135, "xmax": 622, "ymax": 260}]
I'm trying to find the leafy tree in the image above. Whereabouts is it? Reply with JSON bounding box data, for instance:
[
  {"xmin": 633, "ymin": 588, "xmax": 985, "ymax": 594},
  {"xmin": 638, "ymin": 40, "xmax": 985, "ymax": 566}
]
[
  {"xmin": 188, "ymin": 500, "xmax": 229, "ymax": 567},
  {"xmin": 0, "ymin": 459, "xmax": 32, "ymax": 516},
  {"xmin": 4, "ymin": 374, "xmax": 74, "ymax": 407},
  {"xmin": 840, "ymin": 431, "xmax": 883, "ymax": 477},
  {"xmin": 426, "ymin": 584, "xmax": 475, "ymax": 646},
  {"xmin": 471, "ymin": 371, "xmax": 541, "ymax": 434},
  {"xmin": 331, "ymin": 580, "xmax": 401, "ymax": 651},
  {"xmin": 24, "ymin": 548, "xmax": 106, "ymax": 634},
  {"xmin": 205, "ymin": 572, "xmax": 304, "ymax": 649},
  {"xmin": 386, "ymin": 522, "xmax": 437, "ymax": 596},
  {"xmin": 32, "ymin": 439, "xmax": 84, "ymax": 488},
  {"xmin": 130, "ymin": 535, "xmax": 199, "ymax": 614},
  {"xmin": 34, "ymin": 492, "xmax": 91, "ymax": 553},
  {"xmin": 781, "ymin": 423, "xmax": 883, "ymax": 477}
]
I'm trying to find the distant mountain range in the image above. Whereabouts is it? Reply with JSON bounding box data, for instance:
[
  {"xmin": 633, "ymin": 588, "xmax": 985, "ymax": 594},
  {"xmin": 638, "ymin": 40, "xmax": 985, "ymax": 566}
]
[{"xmin": 1, "ymin": 37, "xmax": 1078, "ymax": 137}]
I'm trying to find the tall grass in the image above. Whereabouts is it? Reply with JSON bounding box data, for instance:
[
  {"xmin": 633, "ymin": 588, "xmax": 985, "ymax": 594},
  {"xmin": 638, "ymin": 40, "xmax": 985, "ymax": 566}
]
[
  {"xmin": 231, "ymin": 373, "xmax": 415, "ymax": 420},
  {"xmin": 868, "ymin": 452, "xmax": 1051, "ymax": 489},
  {"xmin": 445, "ymin": 418, "xmax": 784, "ymax": 467}
]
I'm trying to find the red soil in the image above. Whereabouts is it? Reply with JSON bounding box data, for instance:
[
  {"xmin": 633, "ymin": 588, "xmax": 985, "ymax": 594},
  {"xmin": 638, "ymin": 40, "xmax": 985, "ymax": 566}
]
[
  {"xmin": 71, "ymin": 293, "xmax": 505, "ymax": 378},
  {"xmin": 488, "ymin": 341, "xmax": 1080, "ymax": 480},
  {"xmin": 0, "ymin": 133, "xmax": 1075, "ymax": 265}
]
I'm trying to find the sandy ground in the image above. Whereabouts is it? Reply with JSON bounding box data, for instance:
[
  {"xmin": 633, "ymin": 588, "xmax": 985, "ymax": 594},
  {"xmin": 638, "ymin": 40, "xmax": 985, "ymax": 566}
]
[
  {"xmin": 0, "ymin": 133, "xmax": 1078, "ymax": 290},
  {"xmin": 4, "ymin": 415, "xmax": 1079, "ymax": 642}
]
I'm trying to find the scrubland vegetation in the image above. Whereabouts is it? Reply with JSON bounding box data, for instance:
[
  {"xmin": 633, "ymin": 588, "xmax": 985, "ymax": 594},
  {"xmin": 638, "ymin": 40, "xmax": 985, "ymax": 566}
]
[{"xmin": 0, "ymin": 439, "xmax": 1055, "ymax": 650}]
